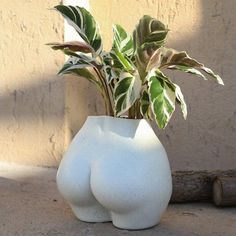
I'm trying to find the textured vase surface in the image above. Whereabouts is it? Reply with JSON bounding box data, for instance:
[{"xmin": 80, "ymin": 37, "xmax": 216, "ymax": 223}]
[{"xmin": 57, "ymin": 116, "xmax": 172, "ymax": 230}]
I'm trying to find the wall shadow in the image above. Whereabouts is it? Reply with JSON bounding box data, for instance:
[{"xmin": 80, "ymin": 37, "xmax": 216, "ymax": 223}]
[
  {"xmin": 0, "ymin": 76, "xmax": 65, "ymax": 123},
  {"xmin": 153, "ymin": 0, "xmax": 236, "ymax": 170}
]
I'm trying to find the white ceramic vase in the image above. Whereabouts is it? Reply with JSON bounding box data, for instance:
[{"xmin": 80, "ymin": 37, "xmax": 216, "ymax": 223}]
[{"xmin": 57, "ymin": 116, "xmax": 172, "ymax": 230}]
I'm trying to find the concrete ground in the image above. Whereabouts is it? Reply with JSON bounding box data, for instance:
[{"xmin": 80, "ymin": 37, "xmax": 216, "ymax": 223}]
[{"xmin": 0, "ymin": 163, "xmax": 235, "ymax": 236}]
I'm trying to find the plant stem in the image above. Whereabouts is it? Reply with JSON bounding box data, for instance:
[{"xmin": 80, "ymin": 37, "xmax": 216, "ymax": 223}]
[
  {"xmin": 93, "ymin": 67, "xmax": 114, "ymax": 116},
  {"xmin": 135, "ymin": 100, "xmax": 143, "ymax": 119},
  {"xmin": 101, "ymin": 74, "xmax": 114, "ymax": 116},
  {"xmin": 128, "ymin": 104, "xmax": 135, "ymax": 119},
  {"xmin": 127, "ymin": 101, "xmax": 143, "ymax": 119}
]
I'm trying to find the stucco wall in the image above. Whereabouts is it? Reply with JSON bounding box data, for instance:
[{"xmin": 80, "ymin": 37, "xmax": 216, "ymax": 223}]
[
  {"xmin": 1, "ymin": 0, "xmax": 235, "ymax": 170},
  {"xmin": 86, "ymin": 0, "xmax": 236, "ymax": 170},
  {"xmin": 0, "ymin": 0, "xmax": 65, "ymax": 166}
]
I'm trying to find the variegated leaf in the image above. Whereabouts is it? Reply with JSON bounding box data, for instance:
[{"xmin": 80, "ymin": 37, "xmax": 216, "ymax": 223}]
[
  {"xmin": 58, "ymin": 57, "xmax": 91, "ymax": 74},
  {"xmin": 201, "ymin": 67, "xmax": 224, "ymax": 85},
  {"xmin": 167, "ymin": 65, "xmax": 207, "ymax": 80},
  {"xmin": 147, "ymin": 47, "xmax": 203, "ymax": 71},
  {"xmin": 47, "ymin": 41, "xmax": 92, "ymax": 53},
  {"xmin": 147, "ymin": 70, "xmax": 176, "ymax": 129},
  {"xmin": 112, "ymin": 49, "xmax": 135, "ymax": 71},
  {"xmin": 65, "ymin": 53, "xmax": 98, "ymax": 67},
  {"xmin": 174, "ymin": 84, "xmax": 187, "ymax": 119},
  {"xmin": 54, "ymin": 5, "xmax": 102, "ymax": 55},
  {"xmin": 154, "ymin": 70, "xmax": 187, "ymax": 120},
  {"xmin": 170, "ymin": 64, "xmax": 224, "ymax": 85},
  {"xmin": 140, "ymin": 89, "xmax": 152, "ymax": 119},
  {"xmin": 102, "ymin": 65, "xmax": 118, "ymax": 84},
  {"xmin": 133, "ymin": 15, "xmax": 169, "ymax": 80},
  {"xmin": 114, "ymin": 72, "xmax": 141, "ymax": 116},
  {"xmin": 133, "ymin": 15, "xmax": 168, "ymax": 52},
  {"xmin": 112, "ymin": 24, "xmax": 133, "ymax": 56},
  {"xmin": 101, "ymin": 51, "xmax": 123, "ymax": 70},
  {"xmin": 111, "ymin": 25, "xmax": 135, "ymax": 81},
  {"xmin": 58, "ymin": 57, "xmax": 102, "ymax": 90},
  {"xmin": 147, "ymin": 47, "xmax": 224, "ymax": 85},
  {"xmin": 100, "ymin": 51, "xmax": 120, "ymax": 84}
]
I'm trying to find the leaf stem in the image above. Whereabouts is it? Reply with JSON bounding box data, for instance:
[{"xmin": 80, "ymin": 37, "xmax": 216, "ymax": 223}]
[{"xmin": 93, "ymin": 67, "xmax": 114, "ymax": 116}]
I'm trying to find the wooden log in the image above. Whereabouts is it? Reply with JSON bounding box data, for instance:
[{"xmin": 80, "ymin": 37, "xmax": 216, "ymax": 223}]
[
  {"xmin": 170, "ymin": 170, "xmax": 236, "ymax": 203},
  {"xmin": 213, "ymin": 176, "xmax": 236, "ymax": 206}
]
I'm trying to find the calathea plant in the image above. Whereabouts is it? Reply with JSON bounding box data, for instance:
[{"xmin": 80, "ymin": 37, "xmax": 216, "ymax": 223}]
[{"xmin": 48, "ymin": 5, "xmax": 224, "ymax": 129}]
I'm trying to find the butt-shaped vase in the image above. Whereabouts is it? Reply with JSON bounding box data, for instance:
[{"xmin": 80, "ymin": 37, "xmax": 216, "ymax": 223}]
[{"xmin": 57, "ymin": 116, "xmax": 172, "ymax": 230}]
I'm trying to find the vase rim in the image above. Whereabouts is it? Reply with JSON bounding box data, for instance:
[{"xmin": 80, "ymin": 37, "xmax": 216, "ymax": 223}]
[
  {"xmin": 87, "ymin": 115, "xmax": 144, "ymax": 121},
  {"xmin": 84, "ymin": 116, "xmax": 150, "ymax": 138}
]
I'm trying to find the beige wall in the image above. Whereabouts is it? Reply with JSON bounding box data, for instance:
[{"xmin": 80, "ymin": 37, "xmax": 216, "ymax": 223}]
[
  {"xmin": 1, "ymin": 0, "xmax": 235, "ymax": 170},
  {"xmin": 0, "ymin": 0, "xmax": 65, "ymax": 166},
  {"xmin": 87, "ymin": 0, "xmax": 236, "ymax": 170}
]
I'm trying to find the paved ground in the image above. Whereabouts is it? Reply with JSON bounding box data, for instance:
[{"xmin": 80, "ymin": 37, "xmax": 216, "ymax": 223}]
[{"xmin": 0, "ymin": 163, "xmax": 236, "ymax": 236}]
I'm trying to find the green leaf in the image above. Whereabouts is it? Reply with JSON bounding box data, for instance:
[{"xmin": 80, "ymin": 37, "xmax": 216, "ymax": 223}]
[
  {"xmin": 155, "ymin": 70, "xmax": 187, "ymax": 120},
  {"xmin": 114, "ymin": 71, "xmax": 141, "ymax": 116},
  {"xmin": 112, "ymin": 24, "xmax": 133, "ymax": 56},
  {"xmin": 112, "ymin": 49, "xmax": 134, "ymax": 71},
  {"xmin": 156, "ymin": 70, "xmax": 187, "ymax": 120},
  {"xmin": 147, "ymin": 70, "xmax": 176, "ymax": 129},
  {"xmin": 140, "ymin": 89, "xmax": 152, "ymax": 120},
  {"xmin": 110, "ymin": 26, "xmax": 135, "ymax": 81},
  {"xmin": 53, "ymin": 5, "xmax": 102, "ymax": 55}
]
